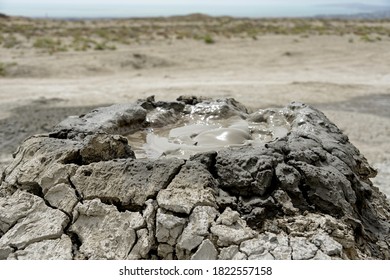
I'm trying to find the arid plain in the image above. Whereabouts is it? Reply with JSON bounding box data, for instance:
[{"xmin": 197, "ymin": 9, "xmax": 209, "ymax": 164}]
[{"xmin": 0, "ymin": 15, "xmax": 389, "ymax": 197}]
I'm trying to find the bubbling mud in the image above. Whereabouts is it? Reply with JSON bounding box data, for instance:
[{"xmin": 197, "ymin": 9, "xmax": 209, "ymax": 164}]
[{"xmin": 127, "ymin": 104, "xmax": 291, "ymax": 159}]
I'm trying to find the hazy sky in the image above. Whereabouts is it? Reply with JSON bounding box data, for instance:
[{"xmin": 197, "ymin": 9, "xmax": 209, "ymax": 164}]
[
  {"xmin": 2, "ymin": 0, "xmax": 390, "ymax": 5},
  {"xmin": 1, "ymin": 0, "xmax": 390, "ymax": 18}
]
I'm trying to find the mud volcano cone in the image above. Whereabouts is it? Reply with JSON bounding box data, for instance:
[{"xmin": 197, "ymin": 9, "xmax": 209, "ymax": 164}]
[{"xmin": 0, "ymin": 96, "xmax": 389, "ymax": 260}]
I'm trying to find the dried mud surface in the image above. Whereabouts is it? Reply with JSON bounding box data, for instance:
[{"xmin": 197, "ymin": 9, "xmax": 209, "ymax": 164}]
[{"xmin": 1, "ymin": 97, "xmax": 389, "ymax": 260}]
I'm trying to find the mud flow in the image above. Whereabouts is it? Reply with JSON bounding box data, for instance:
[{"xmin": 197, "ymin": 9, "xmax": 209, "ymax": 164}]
[{"xmin": 127, "ymin": 106, "xmax": 291, "ymax": 159}]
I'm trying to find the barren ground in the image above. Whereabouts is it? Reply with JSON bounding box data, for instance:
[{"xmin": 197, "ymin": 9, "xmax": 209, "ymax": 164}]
[{"xmin": 0, "ymin": 16, "xmax": 389, "ymax": 197}]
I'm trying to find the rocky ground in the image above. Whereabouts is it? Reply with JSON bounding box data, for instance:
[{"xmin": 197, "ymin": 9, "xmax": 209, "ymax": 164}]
[
  {"xmin": 0, "ymin": 97, "xmax": 389, "ymax": 260},
  {"xmin": 1, "ymin": 16, "xmax": 390, "ymax": 198},
  {"xmin": 0, "ymin": 16, "xmax": 389, "ymax": 259}
]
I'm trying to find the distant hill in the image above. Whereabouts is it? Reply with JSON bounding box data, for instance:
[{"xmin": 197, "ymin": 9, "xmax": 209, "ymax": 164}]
[
  {"xmin": 315, "ymin": 6, "xmax": 390, "ymax": 20},
  {"xmin": 348, "ymin": 10, "xmax": 390, "ymax": 19},
  {"xmin": 169, "ymin": 13, "xmax": 215, "ymax": 20},
  {"xmin": 0, "ymin": 13, "xmax": 9, "ymax": 18}
]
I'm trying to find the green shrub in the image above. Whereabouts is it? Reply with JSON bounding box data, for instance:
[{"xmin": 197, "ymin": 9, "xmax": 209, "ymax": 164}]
[
  {"xmin": 94, "ymin": 43, "xmax": 105, "ymax": 50},
  {"xmin": 33, "ymin": 37, "xmax": 67, "ymax": 53},
  {"xmin": 0, "ymin": 62, "xmax": 18, "ymax": 76},
  {"xmin": 3, "ymin": 35, "xmax": 20, "ymax": 48},
  {"xmin": 71, "ymin": 36, "xmax": 97, "ymax": 51},
  {"xmin": 94, "ymin": 41, "xmax": 116, "ymax": 51},
  {"xmin": 204, "ymin": 34, "xmax": 215, "ymax": 44},
  {"xmin": 360, "ymin": 34, "xmax": 375, "ymax": 42},
  {"xmin": 0, "ymin": 62, "xmax": 5, "ymax": 76},
  {"xmin": 33, "ymin": 37, "xmax": 56, "ymax": 48}
]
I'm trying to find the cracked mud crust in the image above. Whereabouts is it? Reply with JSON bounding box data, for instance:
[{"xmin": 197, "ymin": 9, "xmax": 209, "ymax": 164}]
[{"xmin": 1, "ymin": 97, "xmax": 389, "ymax": 260}]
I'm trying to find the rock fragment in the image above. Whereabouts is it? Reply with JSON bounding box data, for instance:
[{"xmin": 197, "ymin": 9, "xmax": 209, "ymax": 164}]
[
  {"xmin": 311, "ymin": 233, "xmax": 343, "ymax": 256},
  {"xmin": 157, "ymin": 162, "xmax": 217, "ymax": 214},
  {"xmin": 191, "ymin": 239, "xmax": 218, "ymax": 260},
  {"xmin": 44, "ymin": 183, "xmax": 78, "ymax": 215},
  {"xmin": 216, "ymin": 146, "xmax": 282, "ymax": 196},
  {"xmin": 218, "ymin": 245, "xmax": 247, "ymax": 260},
  {"xmin": 211, "ymin": 208, "xmax": 256, "ymax": 246},
  {"xmin": 7, "ymin": 234, "xmax": 73, "ymax": 260},
  {"xmin": 177, "ymin": 206, "xmax": 218, "ymax": 252},
  {"xmin": 53, "ymin": 103, "xmax": 147, "ymax": 138},
  {"xmin": 69, "ymin": 199, "xmax": 139, "ymax": 259},
  {"xmin": 272, "ymin": 189, "xmax": 299, "ymax": 215},
  {"xmin": 157, "ymin": 243, "xmax": 174, "ymax": 260},
  {"xmin": 2, "ymin": 136, "xmax": 82, "ymax": 193},
  {"xmin": 71, "ymin": 158, "xmax": 184, "ymax": 208},
  {"xmin": 156, "ymin": 209, "xmax": 186, "ymax": 246},
  {"xmin": 127, "ymin": 199, "xmax": 157, "ymax": 260},
  {"xmin": 290, "ymin": 236, "xmax": 318, "ymax": 260},
  {"xmin": 240, "ymin": 232, "xmax": 292, "ymax": 260},
  {"xmin": 0, "ymin": 190, "xmax": 40, "ymax": 234},
  {"xmin": 0, "ymin": 191, "xmax": 69, "ymax": 259},
  {"xmin": 128, "ymin": 229, "xmax": 152, "ymax": 260},
  {"xmin": 79, "ymin": 133, "xmax": 135, "ymax": 164}
]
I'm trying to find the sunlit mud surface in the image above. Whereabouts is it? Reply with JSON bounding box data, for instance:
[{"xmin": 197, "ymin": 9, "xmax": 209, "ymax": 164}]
[{"xmin": 127, "ymin": 104, "xmax": 291, "ymax": 159}]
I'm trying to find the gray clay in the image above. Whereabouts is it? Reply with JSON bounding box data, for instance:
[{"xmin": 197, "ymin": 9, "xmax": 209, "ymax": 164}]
[{"xmin": 0, "ymin": 96, "xmax": 389, "ymax": 260}]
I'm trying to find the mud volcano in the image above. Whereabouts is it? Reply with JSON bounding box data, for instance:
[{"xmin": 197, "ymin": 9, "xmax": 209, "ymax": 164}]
[{"xmin": 0, "ymin": 96, "xmax": 389, "ymax": 260}]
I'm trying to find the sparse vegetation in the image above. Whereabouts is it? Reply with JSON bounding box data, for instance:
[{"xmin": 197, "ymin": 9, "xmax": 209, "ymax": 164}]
[
  {"xmin": 71, "ymin": 36, "xmax": 96, "ymax": 51},
  {"xmin": 360, "ymin": 34, "xmax": 376, "ymax": 42},
  {"xmin": 204, "ymin": 34, "xmax": 215, "ymax": 44},
  {"xmin": 94, "ymin": 41, "xmax": 116, "ymax": 51},
  {"xmin": 0, "ymin": 62, "xmax": 17, "ymax": 76},
  {"xmin": 0, "ymin": 62, "xmax": 6, "ymax": 76},
  {"xmin": 2, "ymin": 35, "xmax": 21, "ymax": 48},
  {"xmin": 0, "ymin": 16, "xmax": 389, "ymax": 52},
  {"xmin": 33, "ymin": 37, "xmax": 67, "ymax": 53}
]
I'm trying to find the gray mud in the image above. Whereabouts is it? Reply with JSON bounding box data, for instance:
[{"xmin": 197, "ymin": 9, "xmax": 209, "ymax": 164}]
[
  {"xmin": 128, "ymin": 107, "xmax": 290, "ymax": 159},
  {"xmin": 0, "ymin": 98, "xmax": 110, "ymax": 174},
  {"xmin": 1, "ymin": 97, "xmax": 389, "ymax": 260},
  {"xmin": 315, "ymin": 93, "xmax": 390, "ymax": 119},
  {"xmin": 0, "ymin": 98, "xmax": 110, "ymax": 155},
  {"xmin": 2, "ymin": 95, "xmax": 388, "ymax": 198}
]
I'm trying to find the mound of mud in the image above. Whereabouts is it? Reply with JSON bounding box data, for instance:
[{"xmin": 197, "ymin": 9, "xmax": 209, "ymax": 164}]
[{"xmin": 1, "ymin": 96, "xmax": 389, "ymax": 260}]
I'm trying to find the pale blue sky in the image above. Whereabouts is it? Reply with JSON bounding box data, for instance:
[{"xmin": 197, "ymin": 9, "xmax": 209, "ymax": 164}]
[
  {"xmin": 2, "ymin": 0, "xmax": 389, "ymax": 4},
  {"xmin": 1, "ymin": 0, "xmax": 389, "ymax": 18}
]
